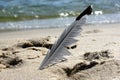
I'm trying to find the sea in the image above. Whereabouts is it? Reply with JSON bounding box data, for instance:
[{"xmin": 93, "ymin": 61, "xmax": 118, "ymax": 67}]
[{"xmin": 0, "ymin": 0, "xmax": 120, "ymax": 30}]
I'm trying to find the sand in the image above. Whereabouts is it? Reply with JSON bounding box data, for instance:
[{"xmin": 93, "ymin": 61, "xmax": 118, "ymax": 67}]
[{"xmin": 0, "ymin": 23, "xmax": 120, "ymax": 80}]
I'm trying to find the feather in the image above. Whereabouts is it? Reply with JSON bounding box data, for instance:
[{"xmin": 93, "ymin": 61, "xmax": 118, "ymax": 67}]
[{"xmin": 39, "ymin": 6, "xmax": 92, "ymax": 70}]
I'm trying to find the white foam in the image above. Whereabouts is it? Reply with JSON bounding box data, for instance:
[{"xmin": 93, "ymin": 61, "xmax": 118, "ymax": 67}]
[
  {"xmin": 59, "ymin": 13, "xmax": 69, "ymax": 17},
  {"xmin": 94, "ymin": 11, "xmax": 103, "ymax": 15}
]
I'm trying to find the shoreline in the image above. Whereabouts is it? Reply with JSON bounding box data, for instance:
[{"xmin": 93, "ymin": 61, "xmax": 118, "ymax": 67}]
[{"xmin": 0, "ymin": 23, "xmax": 120, "ymax": 39}]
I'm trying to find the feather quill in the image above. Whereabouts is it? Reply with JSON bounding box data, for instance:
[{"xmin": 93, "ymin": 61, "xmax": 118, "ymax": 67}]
[{"xmin": 39, "ymin": 6, "xmax": 92, "ymax": 70}]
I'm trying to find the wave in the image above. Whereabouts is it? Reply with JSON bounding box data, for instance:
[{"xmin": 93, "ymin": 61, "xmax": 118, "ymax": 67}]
[{"xmin": 0, "ymin": 13, "xmax": 120, "ymax": 30}]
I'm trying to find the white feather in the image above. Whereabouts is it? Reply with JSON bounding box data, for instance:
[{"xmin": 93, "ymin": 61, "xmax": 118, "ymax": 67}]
[{"xmin": 39, "ymin": 17, "xmax": 86, "ymax": 70}]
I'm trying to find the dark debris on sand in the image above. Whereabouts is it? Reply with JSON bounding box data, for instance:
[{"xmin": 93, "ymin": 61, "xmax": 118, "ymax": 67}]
[
  {"xmin": 84, "ymin": 50, "xmax": 113, "ymax": 61},
  {"xmin": 16, "ymin": 37, "xmax": 53, "ymax": 49},
  {"xmin": 63, "ymin": 61, "xmax": 99, "ymax": 76},
  {"xmin": 66, "ymin": 45, "xmax": 77, "ymax": 49},
  {"xmin": 0, "ymin": 53, "xmax": 22, "ymax": 68}
]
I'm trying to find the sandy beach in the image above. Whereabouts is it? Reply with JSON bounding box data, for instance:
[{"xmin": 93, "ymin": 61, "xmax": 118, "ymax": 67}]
[{"xmin": 0, "ymin": 23, "xmax": 120, "ymax": 80}]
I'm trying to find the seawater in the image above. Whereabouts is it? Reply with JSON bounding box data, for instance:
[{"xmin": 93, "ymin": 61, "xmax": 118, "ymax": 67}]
[{"xmin": 0, "ymin": 0, "xmax": 120, "ymax": 30}]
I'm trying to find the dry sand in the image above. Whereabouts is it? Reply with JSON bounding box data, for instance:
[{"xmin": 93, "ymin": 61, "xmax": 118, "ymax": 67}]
[{"xmin": 0, "ymin": 23, "xmax": 120, "ymax": 80}]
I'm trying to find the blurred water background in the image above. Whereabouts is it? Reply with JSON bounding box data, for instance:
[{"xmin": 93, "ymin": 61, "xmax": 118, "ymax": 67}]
[{"xmin": 0, "ymin": 0, "xmax": 120, "ymax": 30}]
